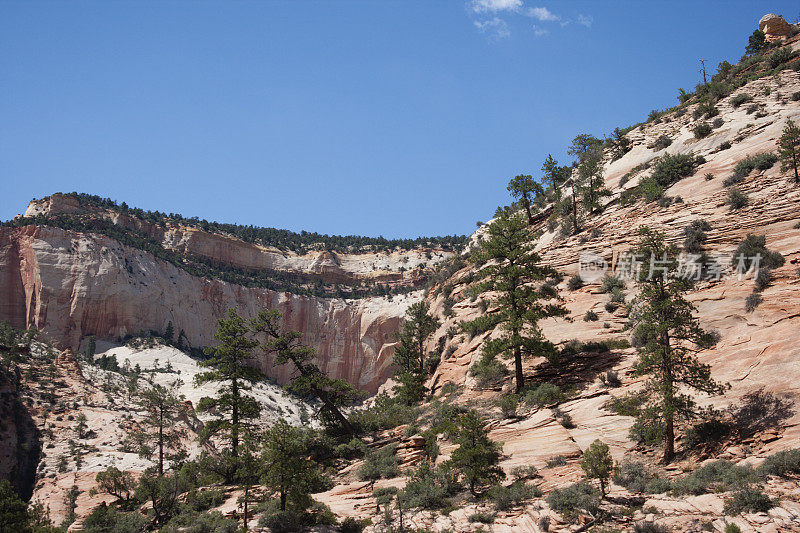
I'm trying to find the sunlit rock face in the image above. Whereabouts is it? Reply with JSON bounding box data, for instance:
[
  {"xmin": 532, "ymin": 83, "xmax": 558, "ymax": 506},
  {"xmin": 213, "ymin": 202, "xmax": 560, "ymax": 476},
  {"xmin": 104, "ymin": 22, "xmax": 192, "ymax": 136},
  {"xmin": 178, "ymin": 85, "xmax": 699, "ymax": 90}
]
[{"xmin": 0, "ymin": 223, "xmax": 427, "ymax": 393}]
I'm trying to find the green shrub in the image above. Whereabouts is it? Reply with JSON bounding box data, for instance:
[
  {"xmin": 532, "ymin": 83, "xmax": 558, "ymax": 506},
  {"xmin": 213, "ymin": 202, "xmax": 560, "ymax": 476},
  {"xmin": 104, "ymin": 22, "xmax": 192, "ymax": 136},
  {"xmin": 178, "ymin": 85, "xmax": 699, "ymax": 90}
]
[
  {"xmin": 468, "ymin": 512, "xmax": 495, "ymax": 523},
  {"xmin": 629, "ymin": 410, "xmax": 665, "ymax": 445},
  {"xmin": 606, "ymin": 392, "xmax": 647, "ymax": 417},
  {"xmin": 650, "ymin": 153, "xmax": 696, "ymax": 187},
  {"xmin": 600, "ymin": 274, "xmax": 624, "ymax": 294},
  {"xmin": 600, "ymin": 370, "xmax": 621, "ymax": 388},
  {"xmin": 524, "ymin": 383, "xmax": 566, "ymax": 407},
  {"xmin": 724, "ymin": 486, "xmax": 775, "ymax": 515},
  {"xmin": 727, "ymin": 187, "xmax": 749, "ymax": 210},
  {"xmin": 258, "ymin": 509, "xmax": 305, "ymax": 532},
  {"xmin": 792, "ymin": 91, "xmax": 800, "ymax": 102},
  {"xmin": 754, "ymin": 268, "xmax": 773, "ymax": 292},
  {"xmin": 683, "ymin": 219, "xmax": 711, "ymax": 253},
  {"xmin": 634, "ymin": 522, "xmax": 670, "ymax": 533},
  {"xmin": 730, "ymin": 94, "xmax": 752, "ymax": 108},
  {"xmin": 732, "ymin": 234, "xmax": 785, "ymax": 270},
  {"xmin": 546, "ymin": 455, "xmax": 567, "ymax": 468},
  {"xmin": 546, "ymin": 483, "xmax": 600, "ymax": 519},
  {"xmin": 567, "ymin": 275, "xmax": 584, "ymax": 291},
  {"xmin": 745, "ymin": 292, "xmax": 762, "ymax": 313},
  {"xmin": 498, "ymin": 394, "xmax": 519, "ymax": 419},
  {"xmin": 671, "ymin": 460, "xmax": 758, "ymax": 495},
  {"xmin": 83, "ymin": 505, "xmax": 149, "ymax": 533},
  {"xmin": 757, "ymin": 448, "xmax": 800, "ymax": 478},
  {"xmin": 358, "ymin": 445, "xmax": 398, "ymax": 481},
  {"xmin": 583, "ymin": 310, "xmax": 599, "ymax": 322},
  {"xmin": 400, "ymin": 463, "xmax": 457, "ymax": 510},
  {"xmin": 488, "ymin": 481, "xmax": 540, "ymax": 511},
  {"xmin": 768, "ymin": 47, "xmax": 794, "ymax": 69},
  {"xmin": 613, "ymin": 461, "xmax": 671, "ymax": 494},
  {"xmin": 694, "ymin": 123, "xmax": 713, "ymax": 138},
  {"xmin": 719, "ymin": 141, "xmax": 732, "ymax": 150},
  {"xmin": 340, "ymin": 517, "xmax": 366, "ymax": 533},
  {"xmin": 651, "ymin": 135, "xmax": 672, "ymax": 151},
  {"xmin": 725, "ymin": 524, "xmax": 742, "ymax": 533},
  {"xmin": 350, "ymin": 393, "xmax": 418, "ymax": 433},
  {"xmin": 470, "ymin": 352, "xmax": 508, "ymax": 388},
  {"xmin": 728, "ymin": 153, "xmax": 778, "ymax": 184}
]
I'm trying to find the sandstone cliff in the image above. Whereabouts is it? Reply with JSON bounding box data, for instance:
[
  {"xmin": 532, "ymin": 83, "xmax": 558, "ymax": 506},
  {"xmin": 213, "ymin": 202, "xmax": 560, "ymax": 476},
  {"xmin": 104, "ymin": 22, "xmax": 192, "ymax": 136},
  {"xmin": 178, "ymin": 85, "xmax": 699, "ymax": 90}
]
[{"xmin": 0, "ymin": 224, "xmax": 427, "ymax": 393}]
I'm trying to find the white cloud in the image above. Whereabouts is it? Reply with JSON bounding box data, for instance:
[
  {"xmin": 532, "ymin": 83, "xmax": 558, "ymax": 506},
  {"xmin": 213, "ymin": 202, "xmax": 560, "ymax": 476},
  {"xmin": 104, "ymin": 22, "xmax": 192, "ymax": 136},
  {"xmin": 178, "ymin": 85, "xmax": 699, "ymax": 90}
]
[
  {"xmin": 474, "ymin": 17, "xmax": 511, "ymax": 39},
  {"xmin": 526, "ymin": 7, "xmax": 558, "ymax": 22},
  {"xmin": 577, "ymin": 14, "xmax": 593, "ymax": 27},
  {"xmin": 532, "ymin": 25, "xmax": 549, "ymax": 37},
  {"xmin": 470, "ymin": 0, "xmax": 522, "ymax": 14}
]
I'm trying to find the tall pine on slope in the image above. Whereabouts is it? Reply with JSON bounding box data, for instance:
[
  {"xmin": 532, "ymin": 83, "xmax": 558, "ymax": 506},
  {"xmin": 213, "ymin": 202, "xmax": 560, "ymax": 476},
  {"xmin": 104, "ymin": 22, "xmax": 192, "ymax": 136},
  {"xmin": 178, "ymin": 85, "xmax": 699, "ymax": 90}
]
[
  {"xmin": 195, "ymin": 309, "xmax": 264, "ymax": 458},
  {"xmin": 466, "ymin": 210, "xmax": 566, "ymax": 393},
  {"xmin": 392, "ymin": 301, "xmax": 440, "ymax": 404},
  {"xmin": 261, "ymin": 419, "xmax": 326, "ymax": 513},
  {"xmin": 629, "ymin": 227, "xmax": 727, "ymax": 463},
  {"xmin": 506, "ymin": 174, "xmax": 544, "ymax": 225},
  {"xmin": 131, "ymin": 379, "xmax": 186, "ymax": 476}
]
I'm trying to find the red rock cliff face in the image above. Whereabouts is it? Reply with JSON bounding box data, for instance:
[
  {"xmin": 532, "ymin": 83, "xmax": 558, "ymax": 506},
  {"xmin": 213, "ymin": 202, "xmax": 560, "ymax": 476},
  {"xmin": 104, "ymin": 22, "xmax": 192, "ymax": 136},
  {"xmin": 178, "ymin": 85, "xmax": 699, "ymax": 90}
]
[{"xmin": 0, "ymin": 225, "xmax": 414, "ymax": 393}]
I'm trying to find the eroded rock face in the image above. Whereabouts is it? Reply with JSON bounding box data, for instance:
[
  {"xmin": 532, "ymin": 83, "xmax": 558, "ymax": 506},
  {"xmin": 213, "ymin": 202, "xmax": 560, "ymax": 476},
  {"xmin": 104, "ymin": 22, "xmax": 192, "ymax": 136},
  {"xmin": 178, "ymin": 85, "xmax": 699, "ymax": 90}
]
[
  {"xmin": 0, "ymin": 224, "xmax": 415, "ymax": 393},
  {"xmin": 759, "ymin": 14, "xmax": 793, "ymax": 41}
]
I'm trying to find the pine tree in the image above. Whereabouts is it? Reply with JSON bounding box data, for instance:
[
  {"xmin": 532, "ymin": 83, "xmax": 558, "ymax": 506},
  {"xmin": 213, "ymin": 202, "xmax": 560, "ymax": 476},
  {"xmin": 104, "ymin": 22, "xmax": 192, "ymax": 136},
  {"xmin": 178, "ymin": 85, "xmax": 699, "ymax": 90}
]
[
  {"xmin": 448, "ymin": 410, "xmax": 505, "ymax": 495},
  {"xmin": 465, "ymin": 211, "xmax": 566, "ymax": 393},
  {"xmin": 392, "ymin": 301, "xmax": 440, "ymax": 404},
  {"xmin": 164, "ymin": 321, "xmax": 174, "ymax": 343},
  {"xmin": 0, "ymin": 479, "xmax": 30, "ymax": 530},
  {"xmin": 629, "ymin": 227, "xmax": 727, "ymax": 463},
  {"xmin": 506, "ymin": 174, "xmax": 543, "ymax": 225},
  {"xmin": 252, "ymin": 309, "xmax": 362, "ymax": 435},
  {"xmin": 132, "ymin": 379, "xmax": 186, "ymax": 476},
  {"xmin": 569, "ymin": 134, "xmax": 610, "ymax": 215},
  {"xmin": 778, "ymin": 118, "xmax": 800, "ymax": 182},
  {"xmin": 261, "ymin": 419, "xmax": 324, "ymax": 512},
  {"xmin": 85, "ymin": 335, "xmax": 96, "ymax": 361},
  {"xmin": 580, "ymin": 439, "xmax": 613, "ymax": 497},
  {"xmin": 745, "ymin": 29, "xmax": 766, "ymax": 56},
  {"xmin": 541, "ymin": 154, "xmax": 570, "ymax": 201},
  {"xmin": 195, "ymin": 309, "xmax": 264, "ymax": 457}
]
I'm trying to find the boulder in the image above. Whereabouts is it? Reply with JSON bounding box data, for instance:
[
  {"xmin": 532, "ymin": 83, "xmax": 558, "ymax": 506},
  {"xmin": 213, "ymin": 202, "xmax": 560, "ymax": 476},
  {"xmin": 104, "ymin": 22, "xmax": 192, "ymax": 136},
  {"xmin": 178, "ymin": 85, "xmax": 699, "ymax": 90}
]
[{"xmin": 759, "ymin": 14, "xmax": 793, "ymax": 41}]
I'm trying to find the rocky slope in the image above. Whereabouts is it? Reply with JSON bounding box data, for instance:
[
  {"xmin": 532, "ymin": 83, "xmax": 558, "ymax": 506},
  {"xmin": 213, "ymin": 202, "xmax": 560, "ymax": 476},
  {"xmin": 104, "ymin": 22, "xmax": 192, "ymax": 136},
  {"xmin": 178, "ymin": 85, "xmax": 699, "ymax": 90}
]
[{"xmin": 312, "ymin": 32, "xmax": 800, "ymax": 533}]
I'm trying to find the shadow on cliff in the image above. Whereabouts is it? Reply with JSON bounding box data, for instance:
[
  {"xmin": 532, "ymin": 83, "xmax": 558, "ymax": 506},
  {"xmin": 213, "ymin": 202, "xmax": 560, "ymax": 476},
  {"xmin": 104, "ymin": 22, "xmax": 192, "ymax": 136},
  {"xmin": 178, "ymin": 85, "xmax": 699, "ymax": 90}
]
[
  {"xmin": 0, "ymin": 366, "xmax": 41, "ymax": 501},
  {"xmin": 528, "ymin": 346, "xmax": 624, "ymax": 392}
]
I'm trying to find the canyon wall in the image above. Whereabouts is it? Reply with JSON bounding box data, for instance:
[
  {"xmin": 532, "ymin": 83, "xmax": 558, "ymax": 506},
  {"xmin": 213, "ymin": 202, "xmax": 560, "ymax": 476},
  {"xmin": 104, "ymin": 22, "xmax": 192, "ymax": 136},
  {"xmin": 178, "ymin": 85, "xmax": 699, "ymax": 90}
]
[{"xmin": 0, "ymin": 224, "xmax": 420, "ymax": 393}]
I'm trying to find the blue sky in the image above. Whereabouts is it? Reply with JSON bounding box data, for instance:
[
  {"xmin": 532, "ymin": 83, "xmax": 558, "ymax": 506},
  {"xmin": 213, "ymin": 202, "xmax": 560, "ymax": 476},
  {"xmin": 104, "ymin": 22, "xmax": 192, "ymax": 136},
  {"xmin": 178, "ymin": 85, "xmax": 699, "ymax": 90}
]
[{"xmin": 1, "ymin": 1, "xmax": 797, "ymax": 238}]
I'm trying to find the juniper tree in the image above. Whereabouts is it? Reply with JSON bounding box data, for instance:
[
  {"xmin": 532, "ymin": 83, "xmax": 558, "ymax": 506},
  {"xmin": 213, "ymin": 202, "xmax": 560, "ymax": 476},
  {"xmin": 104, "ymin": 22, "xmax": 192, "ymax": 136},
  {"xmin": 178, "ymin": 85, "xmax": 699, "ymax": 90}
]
[
  {"xmin": 580, "ymin": 439, "xmax": 613, "ymax": 497},
  {"xmin": 629, "ymin": 227, "xmax": 727, "ymax": 463},
  {"xmin": 465, "ymin": 211, "xmax": 567, "ymax": 393},
  {"xmin": 261, "ymin": 419, "xmax": 325, "ymax": 512},
  {"xmin": 392, "ymin": 301, "xmax": 440, "ymax": 404},
  {"xmin": 195, "ymin": 309, "xmax": 264, "ymax": 457},
  {"xmin": 507, "ymin": 174, "xmax": 543, "ymax": 225},
  {"xmin": 252, "ymin": 309, "xmax": 362, "ymax": 435},
  {"xmin": 778, "ymin": 118, "xmax": 800, "ymax": 182},
  {"xmin": 132, "ymin": 379, "xmax": 186, "ymax": 475},
  {"xmin": 448, "ymin": 410, "xmax": 505, "ymax": 495}
]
